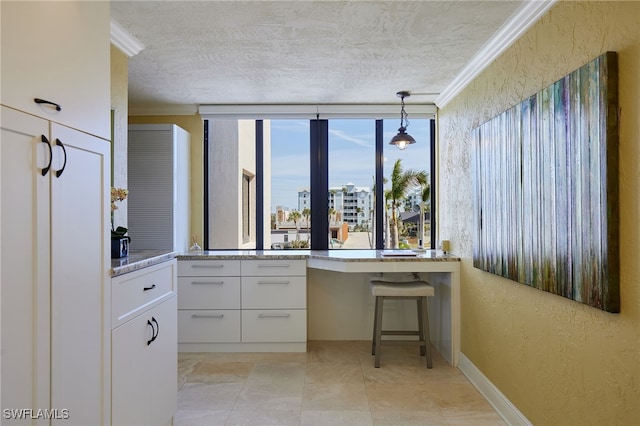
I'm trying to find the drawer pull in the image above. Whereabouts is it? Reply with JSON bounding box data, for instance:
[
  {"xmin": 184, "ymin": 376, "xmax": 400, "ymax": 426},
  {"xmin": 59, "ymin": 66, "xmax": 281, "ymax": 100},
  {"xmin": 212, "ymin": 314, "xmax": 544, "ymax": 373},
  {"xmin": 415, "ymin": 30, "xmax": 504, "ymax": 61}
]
[
  {"xmin": 257, "ymin": 313, "xmax": 290, "ymax": 318},
  {"xmin": 143, "ymin": 284, "xmax": 156, "ymax": 291},
  {"xmin": 191, "ymin": 281, "xmax": 224, "ymax": 285},
  {"xmin": 191, "ymin": 314, "xmax": 224, "ymax": 319},
  {"xmin": 257, "ymin": 280, "xmax": 290, "ymax": 285},
  {"xmin": 191, "ymin": 264, "xmax": 224, "ymax": 269},
  {"xmin": 257, "ymin": 264, "xmax": 289, "ymax": 268}
]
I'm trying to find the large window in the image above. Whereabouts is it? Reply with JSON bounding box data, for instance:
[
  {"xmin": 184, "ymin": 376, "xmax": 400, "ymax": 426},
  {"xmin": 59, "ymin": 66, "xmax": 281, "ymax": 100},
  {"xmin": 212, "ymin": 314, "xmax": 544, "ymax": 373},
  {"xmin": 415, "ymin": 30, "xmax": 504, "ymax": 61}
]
[{"xmin": 204, "ymin": 116, "xmax": 435, "ymax": 250}]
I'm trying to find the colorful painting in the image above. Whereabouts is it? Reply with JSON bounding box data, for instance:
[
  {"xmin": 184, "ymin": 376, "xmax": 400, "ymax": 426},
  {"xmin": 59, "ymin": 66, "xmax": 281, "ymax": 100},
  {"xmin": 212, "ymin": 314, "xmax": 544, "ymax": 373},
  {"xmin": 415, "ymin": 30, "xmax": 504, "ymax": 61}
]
[{"xmin": 472, "ymin": 52, "xmax": 619, "ymax": 312}]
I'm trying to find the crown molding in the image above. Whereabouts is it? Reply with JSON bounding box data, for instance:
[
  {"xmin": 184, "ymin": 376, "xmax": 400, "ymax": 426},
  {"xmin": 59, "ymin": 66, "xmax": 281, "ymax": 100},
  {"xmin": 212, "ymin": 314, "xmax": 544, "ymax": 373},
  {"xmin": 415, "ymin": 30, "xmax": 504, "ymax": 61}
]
[
  {"xmin": 110, "ymin": 19, "xmax": 145, "ymax": 58},
  {"xmin": 435, "ymin": 0, "xmax": 557, "ymax": 108}
]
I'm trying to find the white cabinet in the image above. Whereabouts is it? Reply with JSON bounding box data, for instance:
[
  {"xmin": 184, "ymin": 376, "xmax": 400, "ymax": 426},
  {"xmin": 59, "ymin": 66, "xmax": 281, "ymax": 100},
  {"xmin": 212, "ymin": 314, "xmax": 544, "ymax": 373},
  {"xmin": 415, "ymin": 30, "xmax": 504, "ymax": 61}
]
[
  {"xmin": 0, "ymin": 1, "xmax": 111, "ymax": 140},
  {"xmin": 177, "ymin": 260, "xmax": 241, "ymax": 344},
  {"xmin": 1, "ymin": 106, "xmax": 110, "ymax": 425},
  {"xmin": 177, "ymin": 258, "xmax": 307, "ymax": 352},
  {"xmin": 111, "ymin": 260, "xmax": 177, "ymax": 426},
  {"xmin": 128, "ymin": 124, "xmax": 190, "ymax": 252}
]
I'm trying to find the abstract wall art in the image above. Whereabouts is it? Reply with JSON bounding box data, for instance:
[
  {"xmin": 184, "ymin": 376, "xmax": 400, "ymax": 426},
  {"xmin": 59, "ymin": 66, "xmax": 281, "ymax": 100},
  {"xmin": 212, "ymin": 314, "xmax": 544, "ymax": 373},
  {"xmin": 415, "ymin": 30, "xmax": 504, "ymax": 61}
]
[{"xmin": 472, "ymin": 52, "xmax": 619, "ymax": 312}]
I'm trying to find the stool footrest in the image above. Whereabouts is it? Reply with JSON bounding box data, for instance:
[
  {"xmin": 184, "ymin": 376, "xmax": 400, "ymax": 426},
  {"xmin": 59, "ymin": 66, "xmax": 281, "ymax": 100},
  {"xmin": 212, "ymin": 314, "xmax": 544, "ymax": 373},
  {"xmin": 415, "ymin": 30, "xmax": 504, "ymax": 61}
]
[{"xmin": 381, "ymin": 330, "xmax": 421, "ymax": 336}]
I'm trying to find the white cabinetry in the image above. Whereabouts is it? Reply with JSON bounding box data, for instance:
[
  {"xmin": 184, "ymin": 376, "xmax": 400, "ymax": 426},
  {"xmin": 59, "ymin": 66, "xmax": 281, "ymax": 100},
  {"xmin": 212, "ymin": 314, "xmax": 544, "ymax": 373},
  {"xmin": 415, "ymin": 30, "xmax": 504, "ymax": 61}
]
[
  {"xmin": 1, "ymin": 105, "xmax": 110, "ymax": 425},
  {"xmin": 128, "ymin": 124, "xmax": 190, "ymax": 252},
  {"xmin": 177, "ymin": 259, "xmax": 307, "ymax": 352},
  {"xmin": 1, "ymin": 3, "xmax": 111, "ymax": 422},
  {"xmin": 177, "ymin": 260, "xmax": 241, "ymax": 344},
  {"xmin": 0, "ymin": 1, "xmax": 110, "ymax": 140},
  {"xmin": 111, "ymin": 260, "xmax": 177, "ymax": 426}
]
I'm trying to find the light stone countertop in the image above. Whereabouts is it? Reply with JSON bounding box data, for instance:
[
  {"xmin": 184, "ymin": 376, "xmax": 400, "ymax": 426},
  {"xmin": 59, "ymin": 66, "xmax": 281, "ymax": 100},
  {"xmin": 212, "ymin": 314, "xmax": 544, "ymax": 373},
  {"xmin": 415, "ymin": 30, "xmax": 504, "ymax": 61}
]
[
  {"xmin": 110, "ymin": 249, "xmax": 179, "ymax": 277},
  {"xmin": 177, "ymin": 249, "xmax": 460, "ymax": 262},
  {"xmin": 112, "ymin": 249, "xmax": 460, "ymax": 278}
]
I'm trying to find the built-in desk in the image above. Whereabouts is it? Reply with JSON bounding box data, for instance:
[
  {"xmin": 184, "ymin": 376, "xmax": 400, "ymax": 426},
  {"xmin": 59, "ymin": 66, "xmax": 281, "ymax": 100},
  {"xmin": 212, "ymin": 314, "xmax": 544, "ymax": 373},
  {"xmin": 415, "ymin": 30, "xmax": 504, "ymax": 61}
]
[{"xmin": 177, "ymin": 250, "xmax": 461, "ymax": 366}]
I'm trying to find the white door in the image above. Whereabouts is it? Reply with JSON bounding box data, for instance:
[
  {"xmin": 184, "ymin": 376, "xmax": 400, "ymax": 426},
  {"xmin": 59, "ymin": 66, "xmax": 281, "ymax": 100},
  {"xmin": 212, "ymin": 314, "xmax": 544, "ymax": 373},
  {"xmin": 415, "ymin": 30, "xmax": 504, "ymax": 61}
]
[
  {"xmin": 0, "ymin": 106, "xmax": 51, "ymax": 425},
  {"xmin": 148, "ymin": 297, "xmax": 177, "ymax": 426},
  {"xmin": 49, "ymin": 123, "xmax": 110, "ymax": 425}
]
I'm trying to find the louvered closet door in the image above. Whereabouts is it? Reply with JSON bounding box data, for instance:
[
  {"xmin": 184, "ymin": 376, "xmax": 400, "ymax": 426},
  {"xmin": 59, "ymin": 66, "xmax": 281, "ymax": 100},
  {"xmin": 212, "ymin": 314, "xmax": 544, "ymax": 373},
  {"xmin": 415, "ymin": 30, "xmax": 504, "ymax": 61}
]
[{"xmin": 128, "ymin": 126, "xmax": 175, "ymax": 250}]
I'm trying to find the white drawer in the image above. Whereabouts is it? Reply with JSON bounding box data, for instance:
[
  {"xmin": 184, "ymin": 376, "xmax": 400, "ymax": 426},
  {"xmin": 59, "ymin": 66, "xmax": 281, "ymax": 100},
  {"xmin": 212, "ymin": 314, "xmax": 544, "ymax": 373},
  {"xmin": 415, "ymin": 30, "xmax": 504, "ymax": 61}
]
[
  {"xmin": 178, "ymin": 276, "xmax": 240, "ymax": 309},
  {"xmin": 178, "ymin": 260, "xmax": 241, "ymax": 276},
  {"xmin": 178, "ymin": 310, "xmax": 240, "ymax": 343},
  {"xmin": 241, "ymin": 310, "xmax": 307, "ymax": 342},
  {"xmin": 241, "ymin": 259, "xmax": 306, "ymax": 276},
  {"xmin": 112, "ymin": 261, "xmax": 176, "ymax": 328},
  {"xmin": 241, "ymin": 276, "xmax": 306, "ymax": 309}
]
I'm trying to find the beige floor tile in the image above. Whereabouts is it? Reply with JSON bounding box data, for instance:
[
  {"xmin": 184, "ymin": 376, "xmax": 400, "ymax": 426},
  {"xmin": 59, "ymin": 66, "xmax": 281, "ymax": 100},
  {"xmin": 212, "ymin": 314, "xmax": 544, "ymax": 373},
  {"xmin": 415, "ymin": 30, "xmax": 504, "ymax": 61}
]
[
  {"xmin": 302, "ymin": 383, "xmax": 370, "ymax": 411},
  {"xmin": 247, "ymin": 361, "xmax": 307, "ymax": 384},
  {"xmin": 440, "ymin": 409, "xmax": 507, "ymax": 425},
  {"xmin": 427, "ymin": 382, "xmax": 494, "ymax": 411},
  {"xmin": 225, "ymin": 409, "xmax": 301, "ymax": 425},
  {"xmin": 365, "ymin": 383, "xmax": 440, "ymax": 412},
  {"xmin": 370, "ymin": 410, "xmax": 447, "ymax": 425},
  {"xmin": 234, "ymin": 381, "xmax": 305, "ymax": 411},
  {"xmin": 300, "ymin": 410, "xmax": 374, "ymax": 426},
  {"xmin": 178, "ymin": 382, "xmax": 243, "ymax": 411},
  {"xmin": 307, "ymin": 340, "xmax": 362, "ymax": 364},
  {"xmin": 305, "ymin": 362, "xmax": 364, "ymax": 384},
  {"xmin": 187, "ymin": 361, "xmax": 254, "ymax": 384},
  {"xmin": 173, "ymin": 409, "xmax": 229, "ymax": 426}
]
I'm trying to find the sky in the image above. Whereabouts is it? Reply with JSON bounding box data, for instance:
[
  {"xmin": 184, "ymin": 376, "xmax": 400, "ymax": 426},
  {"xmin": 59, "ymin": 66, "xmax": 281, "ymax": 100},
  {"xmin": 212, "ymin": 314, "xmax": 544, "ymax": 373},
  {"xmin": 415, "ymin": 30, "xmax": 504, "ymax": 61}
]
[{"xmin": 269, "ymin": 118, "xmax": 431, "ymax": 212}]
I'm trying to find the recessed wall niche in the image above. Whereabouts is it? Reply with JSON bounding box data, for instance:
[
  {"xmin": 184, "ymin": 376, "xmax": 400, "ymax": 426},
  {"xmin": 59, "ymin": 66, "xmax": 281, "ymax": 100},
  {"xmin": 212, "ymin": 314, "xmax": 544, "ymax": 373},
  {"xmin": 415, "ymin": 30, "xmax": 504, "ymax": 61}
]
[{"xmin": 472, "ymin": 52, "xmax": 619, "ymax": 313}]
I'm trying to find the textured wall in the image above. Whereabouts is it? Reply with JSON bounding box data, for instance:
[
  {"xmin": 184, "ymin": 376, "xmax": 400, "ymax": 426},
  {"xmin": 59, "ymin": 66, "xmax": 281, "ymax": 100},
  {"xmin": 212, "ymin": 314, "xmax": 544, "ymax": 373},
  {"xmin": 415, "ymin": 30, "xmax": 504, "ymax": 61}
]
[
  {"xmin": 110, "ymin": 46, "xmax": 129, "ymax": 229},
  {"xmin": 129, "ymin": 115, "xmax": 203, "ymax": 247},
  {"xmin": 437, "ymin": 2, "xmax": 639, "ymax": 424}
]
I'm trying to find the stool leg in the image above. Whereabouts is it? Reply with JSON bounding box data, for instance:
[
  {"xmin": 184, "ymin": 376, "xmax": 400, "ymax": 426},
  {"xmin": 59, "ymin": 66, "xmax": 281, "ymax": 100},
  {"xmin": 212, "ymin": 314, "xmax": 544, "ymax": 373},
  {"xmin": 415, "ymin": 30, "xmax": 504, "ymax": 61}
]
[
  {"xmin": 422, "ymin": 296, "xmax": 433, "ymax": 369},
  {"xmin": 417, "ymin": 298, "xmax": 426, "ymax": 357},
  {"xmin": 371, "ymin": 295, "xmax": 380, "ymax": 355},
  {"xmin": 374, "ymin": 296, "xmax": 384, "ymax": 368}
]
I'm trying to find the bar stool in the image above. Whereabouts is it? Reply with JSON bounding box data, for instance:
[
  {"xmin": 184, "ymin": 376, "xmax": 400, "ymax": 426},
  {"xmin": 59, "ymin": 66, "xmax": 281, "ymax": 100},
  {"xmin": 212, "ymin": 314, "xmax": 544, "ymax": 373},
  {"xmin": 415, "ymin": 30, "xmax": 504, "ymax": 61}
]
[{"xmin": 370, "ymin": 279, "xmax": 434, "ymax": 368}]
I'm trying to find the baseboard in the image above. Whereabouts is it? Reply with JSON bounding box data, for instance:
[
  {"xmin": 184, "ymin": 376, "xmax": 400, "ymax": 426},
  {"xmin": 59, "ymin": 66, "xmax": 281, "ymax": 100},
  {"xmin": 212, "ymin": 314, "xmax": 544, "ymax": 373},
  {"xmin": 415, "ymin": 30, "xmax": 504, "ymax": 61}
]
[{"xmin": 458, "ymin": 353, "xmax": 532, "ymax": 426}]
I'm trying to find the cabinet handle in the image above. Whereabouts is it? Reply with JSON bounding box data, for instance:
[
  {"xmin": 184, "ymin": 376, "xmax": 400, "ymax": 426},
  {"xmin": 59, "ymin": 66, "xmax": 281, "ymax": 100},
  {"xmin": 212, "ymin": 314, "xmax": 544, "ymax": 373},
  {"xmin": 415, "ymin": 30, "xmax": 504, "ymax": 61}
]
[
  {"xmin": 257, "ymin": 280, "xmax": 290, "ymax": 285},
  {"xmin": 34, "ymin": 98, "xmax": 61, "ymax": 111},
  {"xmin": 257, "ymin": 264, "xmax": 289, "ymax": 268},
  {"xmin": 143, "ymin": 284, "xmax": 156, "ymax": 291},
  {"xmin": 146, "ymin": 319, "xmax": 156, "ymax": 345},
  {"xmin": 41, "ymin": 135, "xmax": 52, "ymax": 176},
  {"xmin": 151, "ymin": 317, "xmax": 159, "ymax": 343},
  {"xmin": 191, "ymin": 281, "xmax": 224, "ymax": 285},
  {"xmin": 191, "ymin": 314, "xmax": 224, "ymax": 319},
  {"xmin": 191, "ymin": 264, "xmax": 224, "ymax": 269},
  {"xmin": 55, "ymin": 138, "xmax": 67, "ymax": 178},
  {"xmin": 257, "ymin": 313, "xmax": 290, "ymax": 318}
]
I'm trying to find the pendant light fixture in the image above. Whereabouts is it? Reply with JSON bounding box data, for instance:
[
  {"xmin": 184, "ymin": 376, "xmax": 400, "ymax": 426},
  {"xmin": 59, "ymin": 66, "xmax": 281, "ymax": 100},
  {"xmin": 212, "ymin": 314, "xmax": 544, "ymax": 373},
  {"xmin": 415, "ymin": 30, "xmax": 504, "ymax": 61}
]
[{"xmin": 389, "ymin": 91, "xmax": 416, "ymax": 150}]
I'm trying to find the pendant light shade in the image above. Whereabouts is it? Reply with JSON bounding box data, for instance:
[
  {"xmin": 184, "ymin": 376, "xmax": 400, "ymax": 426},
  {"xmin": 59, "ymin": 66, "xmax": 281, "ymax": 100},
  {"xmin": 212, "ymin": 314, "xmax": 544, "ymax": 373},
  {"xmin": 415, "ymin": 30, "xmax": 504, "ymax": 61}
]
[{"xmin": 389, "ymin": 91, "xmax": 416, "ymax": 150}]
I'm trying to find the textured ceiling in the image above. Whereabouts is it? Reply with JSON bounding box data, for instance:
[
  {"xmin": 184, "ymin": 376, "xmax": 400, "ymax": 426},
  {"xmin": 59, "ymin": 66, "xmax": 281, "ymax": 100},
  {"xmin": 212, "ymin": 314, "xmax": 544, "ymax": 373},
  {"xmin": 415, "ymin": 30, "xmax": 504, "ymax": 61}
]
[{"xmin": 111, "ymin": 1, "xmax": 525, "ymax": 112}]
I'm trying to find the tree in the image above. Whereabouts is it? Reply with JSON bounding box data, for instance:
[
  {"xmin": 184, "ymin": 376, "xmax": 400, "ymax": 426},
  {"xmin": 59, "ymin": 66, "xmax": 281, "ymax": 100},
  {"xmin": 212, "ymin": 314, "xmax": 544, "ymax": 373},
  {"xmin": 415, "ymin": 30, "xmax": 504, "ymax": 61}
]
[
  {"xmin": 387, "ymin": 159, "xmax": 427, "ymax": 248},
  {"xmin": 288, "ymin": 210, "xmax": 301, "ymax": 241},
  {"xmin": 302, "ymin": 207, "xmax": 311, "ymax": 242}
]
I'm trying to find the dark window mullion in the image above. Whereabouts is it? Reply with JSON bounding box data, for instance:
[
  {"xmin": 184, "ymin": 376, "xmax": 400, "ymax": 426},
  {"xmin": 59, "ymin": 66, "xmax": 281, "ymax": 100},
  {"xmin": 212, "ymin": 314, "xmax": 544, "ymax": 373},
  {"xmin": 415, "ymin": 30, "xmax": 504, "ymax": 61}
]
[
  {"xmin": 429, "ymin": 119, "xmax": 436, "ymax": 249},
  {"xmin": 255, "ymin": 120, "xmax": 264, "ymax": 249},
  {"xmin": 310, "ymin": 119, "xmax": 329, "ymax": 250},
  {"xmin": 375, "ymin": 119, "xmax": 384, "ymax": 249}
]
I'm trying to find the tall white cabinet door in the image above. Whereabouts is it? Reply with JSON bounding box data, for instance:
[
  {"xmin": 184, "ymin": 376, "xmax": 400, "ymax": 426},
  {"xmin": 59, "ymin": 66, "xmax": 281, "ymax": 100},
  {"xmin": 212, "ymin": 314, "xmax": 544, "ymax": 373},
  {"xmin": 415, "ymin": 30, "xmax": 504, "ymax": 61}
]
[
  {"xmin": 0, "ymin": 1, "xmax": 110, "ymax": 140},
  {"xmin": 0, "ymin": 107, "xmax": 51, "ymax": 424},
  {"xmin": 49, "ymin": 123, "xmax": 110, "ymax": 425}
]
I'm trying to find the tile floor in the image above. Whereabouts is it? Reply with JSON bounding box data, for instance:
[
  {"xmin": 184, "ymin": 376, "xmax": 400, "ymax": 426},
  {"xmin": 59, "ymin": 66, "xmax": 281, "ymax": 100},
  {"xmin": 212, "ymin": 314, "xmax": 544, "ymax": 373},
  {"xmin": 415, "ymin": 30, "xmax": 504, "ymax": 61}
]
[{"xmin": 176, "ymin": 341, "xmax": 506, "ymax": 426}]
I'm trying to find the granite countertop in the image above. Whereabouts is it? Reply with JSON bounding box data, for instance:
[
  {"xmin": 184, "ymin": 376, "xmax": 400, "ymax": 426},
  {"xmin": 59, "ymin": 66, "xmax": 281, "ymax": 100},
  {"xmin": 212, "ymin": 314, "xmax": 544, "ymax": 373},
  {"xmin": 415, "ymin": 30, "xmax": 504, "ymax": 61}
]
[
  {"xmin": 177, "ymin": 249, "xmax": 460, "ymax": 262},
  {"xmin": 111, "ymin": 249, "xmax": 179, "ymax": 277}
]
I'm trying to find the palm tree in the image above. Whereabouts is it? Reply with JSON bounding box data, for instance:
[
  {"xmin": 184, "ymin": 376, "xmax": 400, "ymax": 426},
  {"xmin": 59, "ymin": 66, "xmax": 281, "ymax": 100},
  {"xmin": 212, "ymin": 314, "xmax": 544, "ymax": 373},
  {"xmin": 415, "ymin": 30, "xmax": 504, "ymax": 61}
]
[
  {"xmin": 419, "ymin": 182, "xmax": 431, "ymax": 247},
  {"xmin": 288, "ymin": 210, "xmax": 301, "ymax": 241},
  {"xmin": 387, "ymin": 159, "xmax": 427, "ymax": 248},
  {"xmin": 302, "ymin": 207, "xmax": 311, "ymax": 243}
]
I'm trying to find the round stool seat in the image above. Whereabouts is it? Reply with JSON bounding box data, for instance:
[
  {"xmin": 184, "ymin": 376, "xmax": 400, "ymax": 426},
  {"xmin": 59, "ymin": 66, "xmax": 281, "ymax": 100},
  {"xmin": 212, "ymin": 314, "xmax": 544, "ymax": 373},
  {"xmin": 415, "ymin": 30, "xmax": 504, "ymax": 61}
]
[{"xmin": 370, "ymin": 280, "xmax": 434, "ymax": 297}]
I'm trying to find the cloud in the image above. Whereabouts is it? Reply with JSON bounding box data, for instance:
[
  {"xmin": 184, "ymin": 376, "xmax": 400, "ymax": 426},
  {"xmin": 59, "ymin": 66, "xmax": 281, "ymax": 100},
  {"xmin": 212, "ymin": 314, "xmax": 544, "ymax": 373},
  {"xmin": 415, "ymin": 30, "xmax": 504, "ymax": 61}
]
[{"xmin": 328, "ymin": 129, "xmax": 373, "ymax": 148}]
